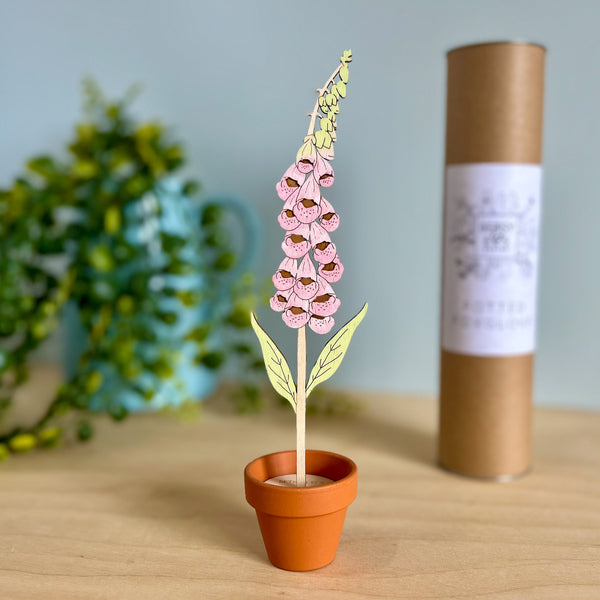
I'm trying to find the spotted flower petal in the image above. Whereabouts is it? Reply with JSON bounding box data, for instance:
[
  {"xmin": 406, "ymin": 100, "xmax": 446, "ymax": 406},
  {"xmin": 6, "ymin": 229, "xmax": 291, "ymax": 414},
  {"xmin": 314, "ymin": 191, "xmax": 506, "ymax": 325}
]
[
  {"xmin": 276, "ymin": 164, "xmax": 306, "ymax": 201},
  {"xmin": 298, "ymin": 174, "xmax": 320, "ymax": 201},
  {"xmin": 293, "ymin": 255, "xmax": 319, "ymax": 300},
  {"xmin": 310, "ymin": 277, "xmax": 341, "ymax": 317},
  {"xmin": 318, "ymin": 256, "xmax": 344, "ymax": 283},
  {"xmin": 310, "ymin": 222, "xmax": 337, "ymax": 264},
  {"xmin": 281, "ymin": 224, "xmax": 310, "ymax": 258},
  {"xmin": 278, "ymin": 192, "xmax": 301, "ymax": 230},
  {"xmin": 294, "ymin": 176, "xmax": 321, "ymax": 224},
  {"xmin": 314, "ymin": 153, "xmax": 334, "ymax": 188},
  {"xmin": 294, "ymin": 198, "xmax": 321, "ymax": 224},
  {"xmin": 296, "ymin": 138, "xmax": 317, "ymax": 174},
  {"xmin": 272, "ymin": 257, "xmax": 297, "ymax": 290},
  {"xmin": 270, "ymin": 290, "xmax": 290, "ymax": 312},
  {"xmin": 282, "ymin": 293, "xmax": 310, "ymax": 328},
  {"xmin": 318, "ymin": 197, "xmax": 339, "ymax": 232},
  {"xmin": 308, "ymin": 314, "xmax": 335, "ymax": 334}
]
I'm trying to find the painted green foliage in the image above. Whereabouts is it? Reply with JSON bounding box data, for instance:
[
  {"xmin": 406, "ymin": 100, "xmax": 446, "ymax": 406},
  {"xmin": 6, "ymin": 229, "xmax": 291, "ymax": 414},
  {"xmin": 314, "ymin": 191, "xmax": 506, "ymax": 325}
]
[
  {"xmin": 313, "ymin": 49, "xmax": 352, "ymax": 150},
  {"xmin": 306, "ymin": 303, "xmax": 368, "ymax": 397},
  {"xmin": 251, "ymin": 313, "xmax": 296, "ymax": 410}
]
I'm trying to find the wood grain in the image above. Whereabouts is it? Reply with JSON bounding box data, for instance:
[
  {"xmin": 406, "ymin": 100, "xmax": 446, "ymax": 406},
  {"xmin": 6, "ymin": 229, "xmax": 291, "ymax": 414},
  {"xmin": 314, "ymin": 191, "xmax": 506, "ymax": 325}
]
[{"xmin": 0, "ymin": 367, "xmax": 598, "ymax": 599}]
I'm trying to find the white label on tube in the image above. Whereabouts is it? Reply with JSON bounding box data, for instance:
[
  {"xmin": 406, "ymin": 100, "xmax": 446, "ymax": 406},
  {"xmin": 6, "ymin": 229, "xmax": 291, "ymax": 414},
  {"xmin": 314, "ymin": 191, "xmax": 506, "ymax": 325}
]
[{"xmin": 442, "ymin": 163, "xmax": 542, "ymax": 356}]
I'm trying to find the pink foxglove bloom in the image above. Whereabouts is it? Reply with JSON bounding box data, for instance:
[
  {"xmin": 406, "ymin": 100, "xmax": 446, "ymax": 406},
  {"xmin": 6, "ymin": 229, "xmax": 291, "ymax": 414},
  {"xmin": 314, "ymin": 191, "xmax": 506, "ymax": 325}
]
[
  {"xmin": 294, "ymin": 255, "xmax": 319, "ymax": 300},
  {"xmin": 278, "ymin": 192, "xmax": 301, "ymax": 230},
  {"xmin": 295, "ymin": 139, "xmax": 317, "ymax": 174},
  {"xmin": 282, "ymin": 293, "xmax": 311, "ymax": 328},
  {"xmin": 310, "ymin": 222, "xmax": 337, "ymax": 264},
  {"xmin": 272, "ymin": 141, "xmax": 343, "ymax": 333},
  {"xmin": 294, "ymin": 176, "xmax": 321, "ymax": 224},
  {"xmin": 282, "ymin": 224, "xmax": 311, "ymax": 258},
  {"xmin": 310, "ymin": 278, "xmax": 340, "ymax": 317},
  {"xmin": 318, "ymin": 197, "xmax": 339, "ymax": 232},
  {"xmin": 308, "ymin": 314, "xmax": 335, "ymax": 334},
  {"xmin": 270, "ymin": 290, "xmax": 291, "ymax": 312},
  {"xmin": 318, "ymin": 257, "xmax": 344, "ymax": 283},
  {"xmin": 294, "ymin": 198, "xmax": 321, "ymax": 225},
  {"xmin": 272, "ymin": 257, "xmax": 297, "ymax": 291},
  {"xmin": 276, "ymin": 164, "xmax": 306, "ymax": 201},
  {"xmin": 314, "ymin": 153, "xmax": 334, "ymax": 187}
]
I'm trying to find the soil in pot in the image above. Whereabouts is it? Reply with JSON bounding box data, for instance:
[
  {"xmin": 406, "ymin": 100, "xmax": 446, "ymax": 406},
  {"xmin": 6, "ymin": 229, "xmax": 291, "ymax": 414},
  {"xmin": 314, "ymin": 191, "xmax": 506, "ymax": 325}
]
[
  {"xmin": 264, "ymin": 474, "xmax": 333, "ymax": 486},
  {"xmin": 244, "ymin": 449, "xmax": 357, "ymax": 571}
]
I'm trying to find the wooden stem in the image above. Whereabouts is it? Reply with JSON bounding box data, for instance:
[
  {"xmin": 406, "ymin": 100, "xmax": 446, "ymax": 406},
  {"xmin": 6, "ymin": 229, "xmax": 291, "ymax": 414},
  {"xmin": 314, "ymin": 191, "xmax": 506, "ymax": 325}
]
[
  {"xmin": 296, "ymin": 325, "xmax": 306, "ymax": 487},
  {"xmin": 295, "ymin": 60, "xmax": 343, "ymax": 487}
]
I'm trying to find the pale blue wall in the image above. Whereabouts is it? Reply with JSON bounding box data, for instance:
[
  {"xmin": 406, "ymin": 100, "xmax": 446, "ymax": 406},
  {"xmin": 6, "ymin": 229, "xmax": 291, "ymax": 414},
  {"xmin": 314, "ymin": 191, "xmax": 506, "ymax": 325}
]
[{"xmin": 1, "ymin": 0, "xmax": 598, "ymax": 409}]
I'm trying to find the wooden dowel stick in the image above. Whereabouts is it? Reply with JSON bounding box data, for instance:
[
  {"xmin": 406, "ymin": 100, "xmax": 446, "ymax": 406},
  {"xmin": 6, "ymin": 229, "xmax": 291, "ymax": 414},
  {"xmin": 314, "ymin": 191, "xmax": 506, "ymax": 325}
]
[{"xmin": 296, "ymin": 326, "xmax": 306, "ymax": 487}]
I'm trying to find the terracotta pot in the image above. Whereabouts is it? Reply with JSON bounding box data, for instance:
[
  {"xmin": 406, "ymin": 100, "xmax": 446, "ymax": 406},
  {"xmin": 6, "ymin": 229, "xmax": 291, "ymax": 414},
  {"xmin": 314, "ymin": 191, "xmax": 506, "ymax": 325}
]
[{"xmin": 244, "ymin": 449, "xmax": 357, "ymax": 571}]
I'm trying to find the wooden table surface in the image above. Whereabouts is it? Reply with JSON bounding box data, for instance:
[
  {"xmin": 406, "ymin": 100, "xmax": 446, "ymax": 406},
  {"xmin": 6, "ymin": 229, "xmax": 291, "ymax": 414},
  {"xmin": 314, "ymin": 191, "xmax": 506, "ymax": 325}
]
[{"xmin": 1, "ymin": 375, "xmax": 599, "ymax": 599}]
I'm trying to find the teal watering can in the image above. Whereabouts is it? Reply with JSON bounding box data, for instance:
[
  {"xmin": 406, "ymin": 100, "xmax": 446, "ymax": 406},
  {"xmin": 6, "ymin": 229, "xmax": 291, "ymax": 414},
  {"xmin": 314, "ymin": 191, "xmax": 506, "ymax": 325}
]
[{"xmin": 64, "ymin": 178, "xmax": 261, "ymax": 412}]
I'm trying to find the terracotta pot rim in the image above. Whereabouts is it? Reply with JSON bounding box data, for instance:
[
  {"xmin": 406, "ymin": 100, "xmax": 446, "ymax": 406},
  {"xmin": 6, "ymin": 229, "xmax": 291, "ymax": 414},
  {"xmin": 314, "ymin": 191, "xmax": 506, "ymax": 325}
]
[{"xmin": 245, "ymin": 449, "xmax": 357, "ymax": 493}]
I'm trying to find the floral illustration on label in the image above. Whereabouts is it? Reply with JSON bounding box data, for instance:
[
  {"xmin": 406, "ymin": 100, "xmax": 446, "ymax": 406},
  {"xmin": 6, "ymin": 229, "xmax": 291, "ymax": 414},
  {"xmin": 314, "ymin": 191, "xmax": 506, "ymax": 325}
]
[
  {"xmin": 448, "ymin": 192, "xmax": 538, "ymax": 281},
  {"xmin": 442, "ymin": 164, "xmax": 542, "ymax": 356}
]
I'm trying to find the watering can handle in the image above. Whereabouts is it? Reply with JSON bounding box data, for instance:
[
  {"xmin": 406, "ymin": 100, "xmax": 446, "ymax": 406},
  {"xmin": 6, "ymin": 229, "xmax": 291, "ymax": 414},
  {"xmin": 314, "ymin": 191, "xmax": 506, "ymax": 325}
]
[{"xmin": 200, "ymin": 195, "xmax": 262, "ymax": 279}]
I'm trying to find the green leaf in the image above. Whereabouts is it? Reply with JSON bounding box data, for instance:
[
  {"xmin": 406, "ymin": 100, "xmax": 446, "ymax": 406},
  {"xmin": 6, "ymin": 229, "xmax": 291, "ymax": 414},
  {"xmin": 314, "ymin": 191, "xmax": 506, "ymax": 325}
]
[
  {"xmin": 339, "ymin": 65, "xmax": 349, "ymax": 84},
  {"xmin": 27, "ymin": 156, "xmax": 56, "ymax": 178},
  {"xmin": 108, "ymin": 400, "xmax": 129, "ymax": 421},
  {"xmin": 9, "ymin": 434, "xmax": 37, "ymax": 453},
  {"xmin": 198, "ymin": 351, "xmax": 225, "ymax": 370},
  {"xmin": 250, "ymin": 313, "xmax": 296, "ymax": 410},
  {"xmin": 183, "ymin": 180, "xmax": 201, "ymax": 196},
  {"xmin": 201, "ymin": 204, "xmax": 223, "ymax": 227},
  {"xmin": 85, "ymin": 370, "xmax": 104, "ymax": 394},
  {"xmin": 227, "ymin": 307, "xmax": 251, "ymax": 328},
  {"xmin": 184, "ymin": 325, "xmax": 210, "ymax": 342},
  {"xmin": 116, "ymin": 294, "xmax": 135, "ymax": 315},
  {"xmin": 176, "ymin": 290, "xmax": 202, "ymax": 307},
  {"xmin": 156, "ymin": 312, "xmax": 177, "ymax": 325},
  {"xmin": 72, "ymin": 159, "xmax": 99, "ymax": 179},
  {"xmin": 77, "ymin": 420, "xmax": 94, "ymax": 442},
  {"xmin": 104, "ymin": 205, "xmax": 122, "ymax": 234},
  {"xmin": 39, "ymin": 427, "xmax": 61, "ymax": 448},
  {"xmin": 88, "ymin": 245, "xmax": 115, "ymax": 272},
  {"xmin": 306, "ymin": 303, "xmax": 368, "ymax": 397},
  {"xmin": 336, "ymin": 82, "xmax": 347, "ymax": 98},
  {"xmin": 214, "ymin": 251, "xmax": 236, "ymax": 271}
]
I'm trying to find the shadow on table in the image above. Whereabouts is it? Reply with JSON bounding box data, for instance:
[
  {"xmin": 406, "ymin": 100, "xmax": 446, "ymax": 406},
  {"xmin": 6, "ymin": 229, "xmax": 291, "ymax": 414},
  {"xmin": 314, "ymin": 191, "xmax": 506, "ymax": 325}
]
[
  {"xmin": 124, "ymin": 479, "xmax": 267, "ymax": 565},
  {"xmin": 310, "ymin": 409, "xmax": 437, "ymax": 468}
]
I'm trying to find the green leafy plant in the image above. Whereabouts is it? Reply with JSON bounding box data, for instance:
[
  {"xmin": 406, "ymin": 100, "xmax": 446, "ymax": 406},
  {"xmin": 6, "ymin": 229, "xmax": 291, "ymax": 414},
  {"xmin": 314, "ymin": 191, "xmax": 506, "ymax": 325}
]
[{"xmin": 0, "ymin": 80, "xmax": 261, "ymax": 456}]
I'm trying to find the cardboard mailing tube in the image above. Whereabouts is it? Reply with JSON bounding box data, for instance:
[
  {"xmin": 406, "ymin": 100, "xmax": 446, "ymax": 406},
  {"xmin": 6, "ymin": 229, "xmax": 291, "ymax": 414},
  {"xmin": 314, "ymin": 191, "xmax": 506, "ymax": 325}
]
[{"xmin": 439, "ymin": 42, "xmax": 546, "ymax": 479}]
